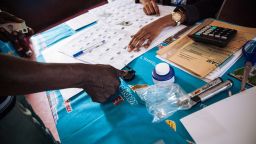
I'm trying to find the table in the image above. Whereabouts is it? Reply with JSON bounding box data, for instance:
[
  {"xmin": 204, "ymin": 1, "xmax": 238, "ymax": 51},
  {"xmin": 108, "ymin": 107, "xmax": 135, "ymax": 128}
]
[{"xmin": 31, "ymin": 5, "xmax": 247, "ymax": 144}]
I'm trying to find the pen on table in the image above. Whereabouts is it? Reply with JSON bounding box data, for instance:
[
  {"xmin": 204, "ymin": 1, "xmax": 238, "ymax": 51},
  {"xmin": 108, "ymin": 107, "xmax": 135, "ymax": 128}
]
[
  {"xmin": 73, "ymin": 40, "xmax": 105, "ymax": 57},
  {"xmin": 191, "ymin": 80, "xmax": 233, "ymax": 106}
]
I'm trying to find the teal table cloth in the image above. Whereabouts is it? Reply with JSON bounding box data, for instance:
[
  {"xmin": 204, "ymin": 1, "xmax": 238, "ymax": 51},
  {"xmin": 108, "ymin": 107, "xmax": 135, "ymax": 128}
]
[{"xmin": 27, "ymin": 23, "xmax": 247, "ymax": 144}]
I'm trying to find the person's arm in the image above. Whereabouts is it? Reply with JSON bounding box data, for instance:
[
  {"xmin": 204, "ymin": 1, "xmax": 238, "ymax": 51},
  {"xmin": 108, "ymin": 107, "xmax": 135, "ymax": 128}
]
[
  {"xmin": 177, "ymin": 0, "xmax": 224, "ymax": 25},
  {"xmin": 128, "ymin": 0, "xmax": 223, "ymax": 51},
  {"xmin": 0, "ymin": 54, "xmax": 121, "ymax": 103}
]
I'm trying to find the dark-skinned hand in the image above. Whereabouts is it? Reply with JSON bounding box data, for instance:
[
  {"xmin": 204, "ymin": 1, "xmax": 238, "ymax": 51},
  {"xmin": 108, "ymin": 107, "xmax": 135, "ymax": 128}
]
[
  {"xmin": 80, "ymin": 64, "xmax": 122, "ymax": 103},
  {"xmin": 129, "ymin": 15, "xmax": 176, "ymax": 51},
  {"xmin": 0, "ymin": 11, "xmax": 34, "ymax": 58},
  {"xmin": 140, "ymin": 0, "xmax": 160, "ymax": 16}
]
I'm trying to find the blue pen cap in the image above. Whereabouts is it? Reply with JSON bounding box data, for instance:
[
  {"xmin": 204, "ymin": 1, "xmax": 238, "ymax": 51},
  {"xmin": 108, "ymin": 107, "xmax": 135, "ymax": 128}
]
[{"xmin": 152, "ymin": 63, "xmax": 175, "ymax": 83}]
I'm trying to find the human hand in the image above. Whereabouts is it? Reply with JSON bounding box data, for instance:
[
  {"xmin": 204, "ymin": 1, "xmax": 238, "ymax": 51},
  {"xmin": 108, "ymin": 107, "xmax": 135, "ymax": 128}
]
[
  {"xmin": 0, "ymin": 11, "xmax": 34, "ymax": 58},
  {"xmin": 128, "ymin": 15, "xmax": 175, "ymax": 51},
  {"xmin": 140, "ymin": 0, "xmax": 160, "ymax": 16},
  {"xmin": 81, "ymin": 64, "xmax": 121, "ymax": 103}
]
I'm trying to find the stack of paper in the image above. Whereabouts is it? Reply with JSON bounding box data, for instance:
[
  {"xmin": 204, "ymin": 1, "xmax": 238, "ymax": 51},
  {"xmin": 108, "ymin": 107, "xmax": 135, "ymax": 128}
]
[{"xmin": 157, "ymin": 19, "xmax": 256, "ymax": 81}]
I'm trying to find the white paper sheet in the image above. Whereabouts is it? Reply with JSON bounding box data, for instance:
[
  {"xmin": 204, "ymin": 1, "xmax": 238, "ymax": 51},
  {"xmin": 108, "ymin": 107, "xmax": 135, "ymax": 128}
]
[
  {"xmin": 59, "ymin": 0, "xmax": 184, "ymax": 69},
  {"xmin": 65, "ymin": 13, "xmax": 97, "ymax": 31},
  {"xmin": 58, "ymin": 23, "xmax": 186, "ymax": 69},
  {"xmin": 181, "ymin": 87, "xmax": 256, "ymax": 144}
]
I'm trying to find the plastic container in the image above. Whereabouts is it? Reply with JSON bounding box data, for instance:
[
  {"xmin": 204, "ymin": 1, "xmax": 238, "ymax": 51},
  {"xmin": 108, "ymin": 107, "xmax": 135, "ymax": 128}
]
[{"xmin": 152, "ymin": 63, "xmax": 175, "ymax": 84}]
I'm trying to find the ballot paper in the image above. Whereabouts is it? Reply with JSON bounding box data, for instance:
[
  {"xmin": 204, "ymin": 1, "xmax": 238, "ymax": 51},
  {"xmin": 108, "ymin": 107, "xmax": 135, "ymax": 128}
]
[
  {"xmin": 181, "ymin": 87, "xmax": 256, "ymax": 144},
  {"xmin": 58, "ymin": 0, "xmax": 186, "ymax": 69},
  {"xmin": 58, "ymin": 23, "xmax": 186, "ymax": 69},
  {"xmin": 89, "ymin": 0, "xmax": 173, "ymax": 33}
]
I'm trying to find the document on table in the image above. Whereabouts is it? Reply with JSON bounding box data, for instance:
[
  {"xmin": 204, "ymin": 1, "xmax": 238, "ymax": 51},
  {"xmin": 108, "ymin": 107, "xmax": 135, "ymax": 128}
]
[
  {"xmin": 157, "ymin": 19, "xmax": 256, "ymax": 80},
  {"xmin": 58, "ymin": 23, "xmax": 185, "ymax": 69},
  {"xmin": 181, "ymin": 87, "xmax": 256, "ymax": 144},
  {"xmin": 58, "ymin": 0, "xmax": 186, "ymax": 70},
  {"xmin": 89, "ymin": 0, "xmax": 173, "ymax": 34}
]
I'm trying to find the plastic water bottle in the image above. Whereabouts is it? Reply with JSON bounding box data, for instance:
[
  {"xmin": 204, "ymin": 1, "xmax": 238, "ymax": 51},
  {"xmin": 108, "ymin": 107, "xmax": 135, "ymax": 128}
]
[{"xmin": 152, "ymin": 63, "xmax": 175, "ymax": 84}]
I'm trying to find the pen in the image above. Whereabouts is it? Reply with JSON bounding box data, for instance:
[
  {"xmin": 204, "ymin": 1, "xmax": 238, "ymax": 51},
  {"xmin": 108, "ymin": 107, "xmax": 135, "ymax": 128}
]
[
  {"xmin": 73, "ymin": 40, "xmax": 105, "ymax": 57},
  {"xmin": 188, "ymin": 77, "xmax": 223, "ymax": 98},
  {"xmin": 190, "ymin": 80, "xmax": 233, "ymax": 106}
]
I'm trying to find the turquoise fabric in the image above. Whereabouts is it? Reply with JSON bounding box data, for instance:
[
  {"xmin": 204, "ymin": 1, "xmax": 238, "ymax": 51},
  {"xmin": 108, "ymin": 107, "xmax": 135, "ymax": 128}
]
[
  {"xmin": 51, "ymin": 47, "xmax": 245, "ymax": 144},
  {"xmin": 31, "ymin": 24, "xmax": 247, "ymax": 144},
  {"xmin": 32, "ymin": 24, "xmax": 75, "ymax": 48},
  {"xmin": 0, "ymin": 40, "xmax": 18, "ymax": 56}
]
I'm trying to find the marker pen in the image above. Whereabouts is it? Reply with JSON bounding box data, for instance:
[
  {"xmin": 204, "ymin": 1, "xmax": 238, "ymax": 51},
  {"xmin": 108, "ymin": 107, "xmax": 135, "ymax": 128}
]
[
  {"xmin": 190, "ymin": 80, "xmax": 233, "ymax": 106},
  {"xmin": 188, "ymin": 77, "xmax": 223, "ymax": 98},
  {"xmin": 178, "ymin": 79, "xmax": 233, "ymax": 109}
]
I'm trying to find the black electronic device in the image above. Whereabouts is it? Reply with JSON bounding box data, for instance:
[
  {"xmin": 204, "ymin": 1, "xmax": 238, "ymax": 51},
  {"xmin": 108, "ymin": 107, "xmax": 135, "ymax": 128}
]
[{"xmin": 189, "ymin": 25, "xmax": 237, "ymax": 47}]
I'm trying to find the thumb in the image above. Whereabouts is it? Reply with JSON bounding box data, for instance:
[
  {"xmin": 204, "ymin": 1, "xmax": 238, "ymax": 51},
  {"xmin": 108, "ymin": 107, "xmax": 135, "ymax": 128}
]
[{"xmin": 118, "ymin": 69, "xmax": 136, "ymax": 81}]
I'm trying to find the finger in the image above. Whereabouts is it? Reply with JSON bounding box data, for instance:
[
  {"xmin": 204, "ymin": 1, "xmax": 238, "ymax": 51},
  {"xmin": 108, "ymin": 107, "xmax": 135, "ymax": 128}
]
[
  {"xmin": 144, "ymin": 5, "xmax": 151, "ymax": 15},
  {"xmin": 129, "ymin": 31, "xmax": 142, "ymax": 50},
  {"xmin": 143, "ymin": 37, "xmax": 153, "ymax": 48},
  {"xmin": 129, "ymin": 32, "xmax": 147, "ymax": 51},
  {"xmin": 17, "ymin": 32, "xmax": 33, "ymax": 57},
  {"xmin": 147, "ymin": 3, "xmax": 156, "ymax": 15},
  {"xmin": 151, "ymin": 1, "xmax": 160, "ymax": 16},
  {"xmin": 132, "ymin": 32, "xmax": 147, "ymax": 46},
  {"xmin": 143, "ymin": 7, "xmax": 149, "ymax": 15},
  {"xmin": 134, "ymin": 34, "xmax": 151, "ymax": 50},
  {"xmin": 26, "ymin": 27, "xmax": 34, "ymax": 37}
]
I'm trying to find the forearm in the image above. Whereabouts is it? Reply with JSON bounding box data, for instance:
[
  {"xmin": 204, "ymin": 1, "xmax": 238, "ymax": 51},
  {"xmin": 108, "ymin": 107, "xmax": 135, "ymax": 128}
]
[
  {"xmin": 156, "ymin": 14, "xmax": 176, "ymax": 28},
  {"xmin": 0, "ymin": 54, "xmax": 86, "ymax": 97}
]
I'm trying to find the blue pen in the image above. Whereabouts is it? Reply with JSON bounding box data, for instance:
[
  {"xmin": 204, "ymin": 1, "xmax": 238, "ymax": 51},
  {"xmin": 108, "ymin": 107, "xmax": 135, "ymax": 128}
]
[{"xmin": 73, "ymin": 40, "xmax": 105, "ymax": 57}]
